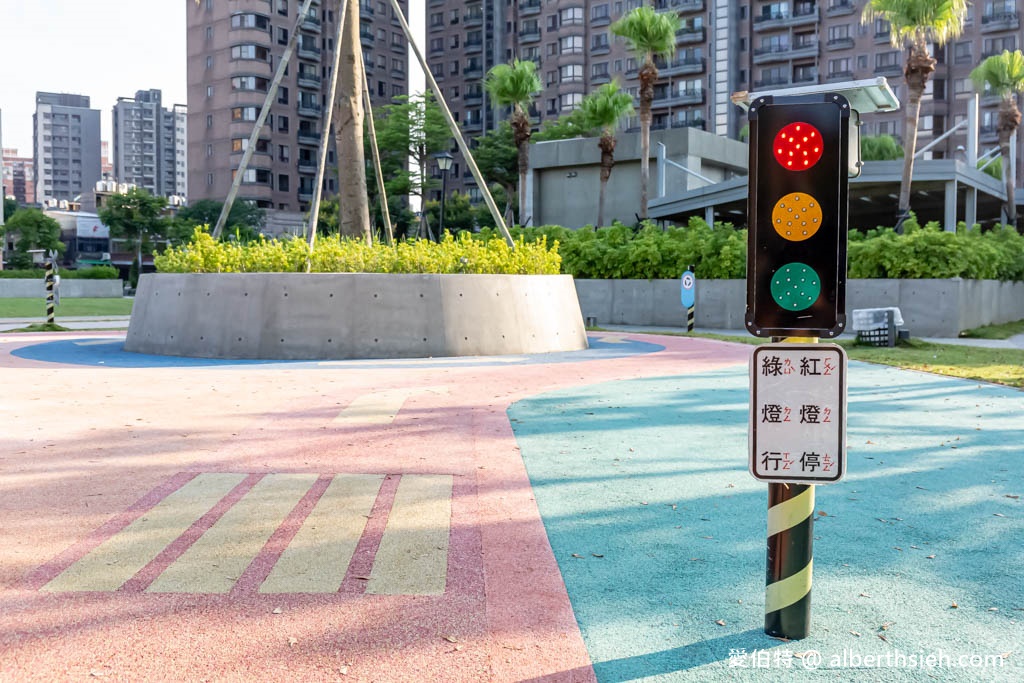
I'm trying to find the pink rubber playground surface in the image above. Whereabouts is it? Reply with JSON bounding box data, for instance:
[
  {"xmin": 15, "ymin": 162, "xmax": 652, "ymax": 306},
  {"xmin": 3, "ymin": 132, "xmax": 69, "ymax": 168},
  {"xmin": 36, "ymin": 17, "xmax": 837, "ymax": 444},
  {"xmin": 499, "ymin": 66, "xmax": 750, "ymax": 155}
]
[{"xmin": 0, "ymin": 332, "xmax": 748, "ymax": 682}]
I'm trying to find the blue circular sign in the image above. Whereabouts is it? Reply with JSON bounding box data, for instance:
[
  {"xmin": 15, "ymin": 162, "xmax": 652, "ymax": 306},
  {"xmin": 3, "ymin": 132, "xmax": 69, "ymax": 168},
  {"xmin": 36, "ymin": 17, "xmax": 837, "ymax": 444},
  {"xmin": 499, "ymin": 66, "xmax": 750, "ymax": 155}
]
[{"xmin": 680, "ymin": 271, "xmax": 695, "ymax": 308}]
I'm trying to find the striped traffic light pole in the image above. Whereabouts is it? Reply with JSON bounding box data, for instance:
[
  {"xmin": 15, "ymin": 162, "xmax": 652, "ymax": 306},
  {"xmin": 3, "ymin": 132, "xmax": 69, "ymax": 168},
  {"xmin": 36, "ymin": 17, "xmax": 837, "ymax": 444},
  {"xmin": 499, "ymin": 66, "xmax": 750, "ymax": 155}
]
[
  {"xmin": 765, "ymin": 481, "xmax": 814, "ymax": 638},
  {"xmin": 45, "ymin": 258, "xmax": 56, "ymax": 324}
]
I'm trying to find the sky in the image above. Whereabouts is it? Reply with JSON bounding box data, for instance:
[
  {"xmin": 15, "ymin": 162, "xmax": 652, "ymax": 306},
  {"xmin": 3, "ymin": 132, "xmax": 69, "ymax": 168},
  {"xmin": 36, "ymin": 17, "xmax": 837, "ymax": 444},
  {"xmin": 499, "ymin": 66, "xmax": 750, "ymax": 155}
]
[{"xmin": 0, "ymin": 0, "xmax": 425, "ymax": 158}]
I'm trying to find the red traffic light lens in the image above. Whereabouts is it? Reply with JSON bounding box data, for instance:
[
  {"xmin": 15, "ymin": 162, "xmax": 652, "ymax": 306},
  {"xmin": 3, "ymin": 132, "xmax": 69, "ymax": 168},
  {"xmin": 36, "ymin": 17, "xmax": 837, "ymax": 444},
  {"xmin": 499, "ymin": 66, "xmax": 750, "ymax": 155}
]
[{"xmin": 773, "ymin": 122, "xmax": 823, "ymax": 171}]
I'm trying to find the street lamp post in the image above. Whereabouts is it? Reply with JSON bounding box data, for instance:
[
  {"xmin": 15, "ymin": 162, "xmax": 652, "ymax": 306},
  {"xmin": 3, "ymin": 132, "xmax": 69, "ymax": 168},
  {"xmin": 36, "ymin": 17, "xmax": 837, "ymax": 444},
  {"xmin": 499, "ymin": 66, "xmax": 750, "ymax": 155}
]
[{"xmin": 434, "ymin": 151, "xmax": 453, "ymax": 241}]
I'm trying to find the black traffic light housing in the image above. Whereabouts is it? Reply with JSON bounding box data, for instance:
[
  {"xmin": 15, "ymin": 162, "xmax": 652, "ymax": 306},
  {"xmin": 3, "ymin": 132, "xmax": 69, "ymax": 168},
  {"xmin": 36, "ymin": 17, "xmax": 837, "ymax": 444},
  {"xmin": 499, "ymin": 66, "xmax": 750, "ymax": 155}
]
[{"xmin": 745, "ymin": 94, "xmax": 851, "ymax": 338}]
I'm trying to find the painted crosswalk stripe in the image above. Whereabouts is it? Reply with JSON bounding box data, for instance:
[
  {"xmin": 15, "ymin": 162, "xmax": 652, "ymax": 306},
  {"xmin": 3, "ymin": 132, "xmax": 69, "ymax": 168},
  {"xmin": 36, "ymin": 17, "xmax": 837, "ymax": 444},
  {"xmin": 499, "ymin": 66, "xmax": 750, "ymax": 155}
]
[
  {"xmin": 259, "ymin": 474, "xmax": 384, "ymax": 594},
  {"xmin": 366, "ymin": 474, "xmax": 452, "ymax": 596},
  {"xmin": 333, "ymin": 387, "xmax": 449, "ymax": 426},
  {"xmin": 147, "ymin": 473, "xmax": 317, "ymax": 594},
  {"xmin": 41, "ymin": 473, "xmax": 245, "ymax": 593}
]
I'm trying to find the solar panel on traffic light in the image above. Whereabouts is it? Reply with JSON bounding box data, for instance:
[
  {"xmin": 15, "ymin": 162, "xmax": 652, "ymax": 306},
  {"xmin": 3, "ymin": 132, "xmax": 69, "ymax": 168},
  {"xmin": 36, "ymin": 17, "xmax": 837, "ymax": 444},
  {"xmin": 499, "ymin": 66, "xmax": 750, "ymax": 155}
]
[{"xmin": 745, "ymin": 94, "xmax": 851, "ymax": 338}]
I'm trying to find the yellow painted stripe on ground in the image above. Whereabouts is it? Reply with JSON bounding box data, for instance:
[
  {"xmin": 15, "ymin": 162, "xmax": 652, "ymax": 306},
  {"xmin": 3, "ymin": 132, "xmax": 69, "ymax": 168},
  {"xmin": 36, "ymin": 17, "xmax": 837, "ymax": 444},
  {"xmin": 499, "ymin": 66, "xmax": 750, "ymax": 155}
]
[
  {"xmin": 597, "ymin": 335, "xmax": 628, "ymax": 344},
  {"xmin": 259, "ymin": 474, "xmax": 384, "ymax": 594},
  {"xmin": 366, "ymin": 474, "xmax": 452, "ymax": 596},
  {"xmin": 767, "ymin": 487, "xmax": 815, "ymax": 537},
  {"xmin": 332, "ymin": 387, "xmax": 448, "ymax": 426},
  {"xmin": 147, "ymin": 473, "xmax": 317, "ymax": 594},
  {"xmin": 765, "ymin": 559, "xmax": 813, "ymax": 612},
  {"xmin": 42, "ymin": 473, "xmax": 246, "ymax": 593}
]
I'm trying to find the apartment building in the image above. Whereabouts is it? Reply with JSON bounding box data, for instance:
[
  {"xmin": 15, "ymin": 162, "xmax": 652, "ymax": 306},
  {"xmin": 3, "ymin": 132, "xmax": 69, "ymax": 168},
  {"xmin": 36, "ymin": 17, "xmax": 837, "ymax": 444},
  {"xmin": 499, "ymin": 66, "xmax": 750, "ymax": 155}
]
[
  {"xmin": 33, "ymin": 92, "xmax": 102, "ymax": 206},
  {"xmin": 186, "ymin": 0, "xmax": 409, "ymax": 213},
  {"xmin": 112, "ymin": 89, "xmax": 188, "ymax": 199},
  {"xmin": 2, "ymin": 148, "xmax": 36, "ymax": 205},
  {"xmin": 427, "ymin": 0, "xmax": 1022, "ymax": 201}
]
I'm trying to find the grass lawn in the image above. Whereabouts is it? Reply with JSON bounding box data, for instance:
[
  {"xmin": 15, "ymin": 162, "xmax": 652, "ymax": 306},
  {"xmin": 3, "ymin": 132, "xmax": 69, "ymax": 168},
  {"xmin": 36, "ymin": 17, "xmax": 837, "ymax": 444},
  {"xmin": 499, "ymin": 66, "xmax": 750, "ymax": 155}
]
[
  {"xmin": 960, "ymin": 318, "xmax": 1024, "ymax": 339},
  {"xmin": 0, "ymin": 298, "xmax": 134, "ymax": 318},
  {"xmin": 625, "ymin": 330, "xmax": 1024, "ymax": 390}
]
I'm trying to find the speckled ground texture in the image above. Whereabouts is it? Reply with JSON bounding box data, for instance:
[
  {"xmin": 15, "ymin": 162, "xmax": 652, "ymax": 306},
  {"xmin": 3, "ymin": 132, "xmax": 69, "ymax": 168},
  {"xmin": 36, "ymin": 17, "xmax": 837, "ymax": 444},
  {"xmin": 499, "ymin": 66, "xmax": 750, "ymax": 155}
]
[
  {"xmin": 511, "ymin": 356, "xmax": 1023, "ymax": 682},
  {"xmin": 0, "ymin": 330, "xmax": 746, "ymax": 682}
]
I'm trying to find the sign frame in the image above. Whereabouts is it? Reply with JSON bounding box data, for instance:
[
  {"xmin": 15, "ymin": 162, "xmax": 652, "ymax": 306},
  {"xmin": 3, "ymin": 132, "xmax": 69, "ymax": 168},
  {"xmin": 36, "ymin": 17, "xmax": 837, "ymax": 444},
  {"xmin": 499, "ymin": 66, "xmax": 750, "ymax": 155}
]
[{"xmin": 749, "ymin": 342, "xmax": 847, "ymax": 484}]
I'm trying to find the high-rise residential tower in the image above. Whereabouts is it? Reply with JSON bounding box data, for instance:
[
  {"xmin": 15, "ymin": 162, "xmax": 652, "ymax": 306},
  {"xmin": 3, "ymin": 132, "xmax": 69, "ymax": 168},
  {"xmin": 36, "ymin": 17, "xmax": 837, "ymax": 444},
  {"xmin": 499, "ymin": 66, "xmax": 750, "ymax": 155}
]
[
  {"xmin": 427, "ymin": 0, "xmax": 1022, "ymax": 201},
  {"xmin": 186, "ymin": 0, "xmax": 409, "ymax": 213},
  {"xmin": 33, "ymin": 92, "xmax": 102, "ymax": 206},
  {"xmin": 112, "ymin": 89, "xmax": 188, "ymax": 199}
]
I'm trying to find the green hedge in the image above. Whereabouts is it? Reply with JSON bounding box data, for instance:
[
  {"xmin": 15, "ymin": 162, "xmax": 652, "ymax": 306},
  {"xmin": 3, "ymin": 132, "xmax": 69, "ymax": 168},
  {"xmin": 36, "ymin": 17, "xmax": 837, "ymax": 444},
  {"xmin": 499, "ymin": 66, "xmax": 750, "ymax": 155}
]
[
  {"xmin": 0, "ymin": 265, "xmax": 119, "ymax": 279},
  {"xmin": 155, "ymin": 229, "xmax": 561, "ymax": 275},
  {"xmin": 156, "ymin": 219, "xmax": 1024, "ymax": 282}
]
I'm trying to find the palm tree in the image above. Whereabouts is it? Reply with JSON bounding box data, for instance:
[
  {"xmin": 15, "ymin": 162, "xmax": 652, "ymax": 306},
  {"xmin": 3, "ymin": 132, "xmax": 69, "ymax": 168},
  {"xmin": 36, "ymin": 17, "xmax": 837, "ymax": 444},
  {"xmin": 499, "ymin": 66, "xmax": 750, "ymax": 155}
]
[
  {"xmin": 483, "ymin": 59, "xmax": 542, "ymax": 224},
  {"xmin": 578, "ymin": 81, "xmax": 635, "ymax": 227},
  {"xmin": 971, "ymin": 50, "xmax": 1024, "ymax": 227},
  {"xmin": 611, "ymin": 5, "xmax": 680, "ymax": 220},
  {"xmin": 862, "ymin": 0, "xmax": 968, "ymax": 230}
]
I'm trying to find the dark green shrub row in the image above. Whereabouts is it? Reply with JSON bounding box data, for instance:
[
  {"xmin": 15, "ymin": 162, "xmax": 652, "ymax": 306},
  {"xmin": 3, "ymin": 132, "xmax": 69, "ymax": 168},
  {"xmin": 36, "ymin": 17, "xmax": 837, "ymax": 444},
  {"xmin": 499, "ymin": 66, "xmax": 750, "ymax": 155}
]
[
  {"xmin": 0, "ymin": 265, "xmax": 119, "ymax": 279},
  {"xmin": 482, "ymin": 217, "xmax": 1024, "ymax": 281}
]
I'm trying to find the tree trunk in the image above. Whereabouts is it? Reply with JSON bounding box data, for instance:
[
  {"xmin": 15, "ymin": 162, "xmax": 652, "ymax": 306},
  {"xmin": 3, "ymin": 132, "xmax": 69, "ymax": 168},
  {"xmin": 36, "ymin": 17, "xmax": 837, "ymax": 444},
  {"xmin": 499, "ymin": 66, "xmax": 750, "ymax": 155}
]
[
  {"xmin": 637, "ymin": 59, "xmax": 658, "ymax": 221},
  {"xmin": 597, "ymin": 132, "xmax": 616, "ymax": 228},
  {"xmin": 997, "ymin": 98, "xmax": 1021, "ymax": 226},
  {"xmin": 897, "ymin": 45, "xmax": 936, "ymax": 232},
  {"xmin": 334, "ymin": 0, "xmax": 371, "ymax": 244},
  {"xmin": 512, "ymin": 106, "xmax": 531, "ymax": 226}
]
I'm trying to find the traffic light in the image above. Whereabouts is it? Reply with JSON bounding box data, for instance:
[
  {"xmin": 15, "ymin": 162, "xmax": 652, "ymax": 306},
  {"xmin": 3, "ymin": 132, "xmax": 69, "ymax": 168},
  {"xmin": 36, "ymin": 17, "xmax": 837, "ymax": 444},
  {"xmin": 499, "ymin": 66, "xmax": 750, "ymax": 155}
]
[{"xmin": 745, "ymin": 94, "xmax": 851, "ymax": 338}]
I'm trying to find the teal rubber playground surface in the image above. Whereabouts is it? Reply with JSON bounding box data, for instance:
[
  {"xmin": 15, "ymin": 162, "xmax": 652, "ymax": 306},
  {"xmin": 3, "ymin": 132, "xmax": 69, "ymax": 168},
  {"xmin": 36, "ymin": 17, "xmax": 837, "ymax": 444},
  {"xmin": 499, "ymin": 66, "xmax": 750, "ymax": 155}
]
[{"xmin": 511, "ymin": 363, "xmax": 1023, "ymax": 682}]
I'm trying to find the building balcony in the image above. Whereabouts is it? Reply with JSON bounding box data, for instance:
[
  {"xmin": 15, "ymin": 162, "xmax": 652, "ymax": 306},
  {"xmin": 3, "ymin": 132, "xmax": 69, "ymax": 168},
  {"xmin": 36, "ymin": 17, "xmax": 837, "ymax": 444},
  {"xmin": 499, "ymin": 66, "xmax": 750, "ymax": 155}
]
[
  {"xmin": 875, "ymin": 31, "xmax": 892, "ymax": 44},
  {"xmin": 826, "ymin": 36, "xmax": 854, "ymax": 51},
  {"xmin": 754, "ymin": 43, "xmax": 818, "ymax": 64},
  {"xmin": 297, "ymin": 130, "xmax": 321, "ymax": 145},
  {"xmin": 874, "ymin": 63, "xmax": 902, "ymax": 76},
  {"xmin": 825, "ymin": 0, "xmax": 855, "ymax": 17},
  {"xmin": 297, "ymin": 43, "xmax": 321, "ymax": 60},
  {"xmin": 297, "ymin": 159, "xmax": 317, "ymax": 174},
  {"xmin": 672, "ymin": 118, "xmax": 706, "ymax": 130},
  {"xmin": 297, "ymin": 102, "xmax": 323, "ymax": 118},
  {"xmin": 520, "ymin": 29, "xmax": 541, "ymax": 43},
  {"xmin": 654, "ymin": 89, "xmax": 705, "ymax": 107},
  {"xmin": 464, "ymin": 65, "xmax": 484, "ymax": 79},
  {"xmin": 754, "ymin": 6, "xmax": 818, "ymax": 30},
  {"xmin": 981, "ymin": 12, "xmax": 1019, "ymax": 32},
  {"xmin": 591, "ymin": 72, "xmax": 611, "ymax": 84},
  {"xmin": 754, "ymin": 76, "xmax": 791, "ymax": 89},
  {"xmin": 463, "ymin": 118, "xmax": 483, "ymax": 133},
  {"xmin": 360, "ymin": 28, "xmax": 374, "ymax": 43},
  {"xmin": 298, "ymin": 188, "xmax": 313, "ymax": 201},
  {"xmin": 792, "ymin": 72, "xmax": 818, "ymax": 84},
  {"xmin": 465, "ymin": 39, "xmax": 483, "ymax": 54},
  {"xmin": 676, "ymin": 27, "xmax": 705, "ymax": 44},
  {"xmin": 826, "ymin": 70, "xmax": 854, "ymax": 82},
  {"xmin": 591, "ymin": 13, "xmax": 611, "ymax": 26},
  {"xmin": 465, "ymin": 92, "xmax": 483, "ymax": 106},
  {"xmin": 301, "ymin": 13, "xmax": 322, "ymax": 33},
  {"xmin": 520, "ymin": 0, "xmax": 541, "ymax": 16},
  {"xmin": 657, "ymin": 56, "xmax": 706, "ymax": 76},
  {"xmin": 464, "ymin": 10, "xmax": 483, "ymax": 27},
  {"xmin": 676, "ymin": 0, "xmax": 705, "ymax": 12},
  {"xmin": 390, "ymin": 40, "xmax": 405, "ymax": 54},
  {"xmin": 298, "ymin": 73, "xmax": 321, "ymax": 88},
  {"xmin": 591, "ymin": 44, "xmax": 611, "ymax": 55},
  {"xmin": 359, "ymin": 2, "xmax": 374, "ymax": 20},
  {"xmin": 979, "ymin": 125, "xmax": 998, "ymax": 142}
]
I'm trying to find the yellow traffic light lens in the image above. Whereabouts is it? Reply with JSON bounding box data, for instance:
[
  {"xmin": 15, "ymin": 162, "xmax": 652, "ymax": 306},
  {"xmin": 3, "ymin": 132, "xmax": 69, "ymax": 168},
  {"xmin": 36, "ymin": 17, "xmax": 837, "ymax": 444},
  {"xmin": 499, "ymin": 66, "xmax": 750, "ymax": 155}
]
[
  {"xmin": 773, "ymin": 122, "xmax": 823, "ymax": 171},
  {"xmin": 771, "ymin": 193, "xmax": 822, "ymax": 241}
]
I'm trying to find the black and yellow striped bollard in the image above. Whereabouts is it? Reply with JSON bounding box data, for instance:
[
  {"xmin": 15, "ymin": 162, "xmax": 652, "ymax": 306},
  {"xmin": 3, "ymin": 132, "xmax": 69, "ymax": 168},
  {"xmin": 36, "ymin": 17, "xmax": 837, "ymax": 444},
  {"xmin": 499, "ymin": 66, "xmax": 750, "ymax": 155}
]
[
  {"xmin": 765, "ymin": 481, "xmax": 814, "ymax": 638},
  {"xmin": 45, "ymin": 258, "xmax": 56, "ymax": 324}
]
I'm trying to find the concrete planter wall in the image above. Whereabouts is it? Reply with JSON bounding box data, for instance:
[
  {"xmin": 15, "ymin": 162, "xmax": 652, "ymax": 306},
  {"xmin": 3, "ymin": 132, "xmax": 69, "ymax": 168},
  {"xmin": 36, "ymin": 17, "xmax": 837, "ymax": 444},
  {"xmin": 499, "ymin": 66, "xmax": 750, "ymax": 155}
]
[
  {"xmin": 126, "ymin": 272, "xmax": 588, "ymax": 360},
  {"xmin": 0, "ymin": 279, "xmax": 123, "ymax": 298},
  {"xmin": 575, "ymin": 278, "xmax": 1024, "ymax": 338}
]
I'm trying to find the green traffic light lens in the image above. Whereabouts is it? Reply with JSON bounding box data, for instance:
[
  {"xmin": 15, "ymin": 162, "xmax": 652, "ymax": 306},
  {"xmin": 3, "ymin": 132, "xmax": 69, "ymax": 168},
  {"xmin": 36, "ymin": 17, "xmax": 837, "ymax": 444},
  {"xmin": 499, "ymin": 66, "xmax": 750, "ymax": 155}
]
[{"xmin": 770, "ymin": 263, "xmax": 821, "ymax": 311}]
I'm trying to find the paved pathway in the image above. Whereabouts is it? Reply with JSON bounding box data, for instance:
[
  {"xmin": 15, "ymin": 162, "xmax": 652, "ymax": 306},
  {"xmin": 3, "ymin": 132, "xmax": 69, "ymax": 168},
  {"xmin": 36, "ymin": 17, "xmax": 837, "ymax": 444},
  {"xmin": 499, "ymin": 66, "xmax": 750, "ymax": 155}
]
[{"xmin": 0, "ymin": 329, "xmax": 1020, "ymax": 682}]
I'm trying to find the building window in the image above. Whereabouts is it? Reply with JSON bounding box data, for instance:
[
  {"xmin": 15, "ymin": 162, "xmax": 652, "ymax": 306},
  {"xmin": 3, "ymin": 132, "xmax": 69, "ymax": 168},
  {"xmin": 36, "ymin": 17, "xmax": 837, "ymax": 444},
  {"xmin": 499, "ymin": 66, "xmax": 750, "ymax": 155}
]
[
  {"xmin": 278, "ymin": 115, "xmax": 289, "ymax": 132},
  {"xmin": 235, "ymin": 168, "xmax": 272, "ymax": 184},
  {"xmin": 560, "ymin": 36, "xmax": 583, "ymax": 54},
  {"xmin": 560, "ymin": 64, "xmax": 583, "ymax": 82},
  {"xmin": 279, "ymin": 145, "xmax": 290, "ymax": 162},
  {"xmin": 231, "ymin": 106, "xmax": 258, "ymax": 121},
  {"xmin": 231, "ymin": 44, "xmax": 272, "ymax": 62},
  {"xmin": 206, "ymin": 114, "xmax": 213, "ymax": 128},
  {"xmin": 230, "ymin": 13, "xmax": 271, "ymax": 31},
  {"xmin": 277, "ymin": 27, "xmax": 288, "ymax": 45},
  {"xmin": 206, "ymin": 85, "xmax": 214, "ymax": 97},
  {"xmin": 559, "ymin": 93, "xmax": 583, "ymax": 111},
  {"xmin": 560, "ymin": 7, "xmax": 584, "ymax": 25},
  {"xmin": 206, "ymin": 26, "xmax": 213, "ymax": 40},
  {"xmin": 206, "ymin": 55, "xmax": 213, "ymax": 69},
  {"xmin": 278, "ymin": 174, "xmax": 290, "ymax": 192},
  {"xmin": 231, "ymin": 75, "xmax": 270, "ymax": 92},
  {"xmin": 591, "ymin": 4, "xmax": 610, "ymax": 21},
  {"xmin": 278, "ymin": 86, "xmax": 289, "ymax": 104},
  {"xmin": 206, "ymin": 144, "xmax": 213, "ymax": 157},
  {"xmin": 206, "ymin": 173, "xmax": 214, "ymax": 186},
  {"xmin": 231, "ymin": 138, "xmax": 270, "ymax": 153}
]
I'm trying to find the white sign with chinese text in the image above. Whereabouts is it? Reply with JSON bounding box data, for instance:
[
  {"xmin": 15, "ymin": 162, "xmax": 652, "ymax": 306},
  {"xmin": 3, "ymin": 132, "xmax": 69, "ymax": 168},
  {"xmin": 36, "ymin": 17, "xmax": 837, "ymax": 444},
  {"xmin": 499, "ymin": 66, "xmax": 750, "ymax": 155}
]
[{"xmin": 750, "ymin": 343, "xmax": 847, "ymax": 483}]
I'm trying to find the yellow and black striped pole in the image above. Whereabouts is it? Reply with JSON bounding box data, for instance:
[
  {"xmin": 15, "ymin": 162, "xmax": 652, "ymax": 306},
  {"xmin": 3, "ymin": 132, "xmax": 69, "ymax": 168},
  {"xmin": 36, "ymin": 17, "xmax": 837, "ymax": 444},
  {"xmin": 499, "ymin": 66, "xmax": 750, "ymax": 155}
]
[
  {"xmin": 765, "ymin": 482, "xmax": 814, "ymax": 638},
  {"xmin": 45, "ymin": 257, "xmax": 56, "ymax": 324},
  {"xmin": 764, "ymin": 334, "xmax": 817, "ymax": 639}
]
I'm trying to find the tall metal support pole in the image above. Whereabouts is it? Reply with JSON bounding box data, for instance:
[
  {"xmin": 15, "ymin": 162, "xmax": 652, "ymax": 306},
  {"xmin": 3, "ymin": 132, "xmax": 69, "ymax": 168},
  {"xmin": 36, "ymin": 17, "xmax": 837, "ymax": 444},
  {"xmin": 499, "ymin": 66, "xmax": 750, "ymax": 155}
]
[
  {"xmin": 439, "ymin": 169, "xmax": 448, "ymax": 238},
  {"xmin": 44, "ymin": 257, "xmax": 56, "ymax": 324},
  {"xmin": 306, "ymin": 0, "xmax": 348, "ymax": 257},
  {"xmin": 360, "ymin": 47, "xmax": 394, "ymax": 245},
  {"xmin": 212, "ymin": 0, "xmax": 316, "ymax": 239},
  {"xmin": 385, "ymin": 0, "xmax": 515, "ymax": 248}
]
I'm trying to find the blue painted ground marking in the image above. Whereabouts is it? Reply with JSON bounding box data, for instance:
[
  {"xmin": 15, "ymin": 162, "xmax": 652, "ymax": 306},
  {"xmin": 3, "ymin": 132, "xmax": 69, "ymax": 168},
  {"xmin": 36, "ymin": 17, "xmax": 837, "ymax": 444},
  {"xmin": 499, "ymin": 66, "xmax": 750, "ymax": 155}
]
[
  {"xmin": 9, "ymin": 335, "xmax": 664, "ymax": 369},
  {"xmin": 511, "ymin": 363, "xmax": 1023, "ymax": 682}
]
